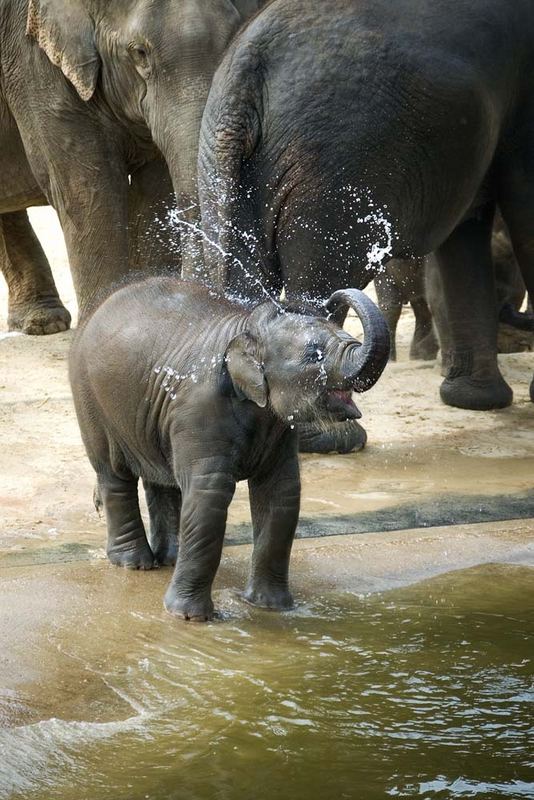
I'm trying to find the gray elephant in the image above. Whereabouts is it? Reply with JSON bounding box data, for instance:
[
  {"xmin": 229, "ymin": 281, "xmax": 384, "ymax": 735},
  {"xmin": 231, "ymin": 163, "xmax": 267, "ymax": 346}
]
[
  {"xmin": 0, "ymin": 0, "xmax": 260, "ymax": 333},
  {"xmin": 197, "ymin": 0, "xmax": 534, "ymax": 432},
  {"xmin": 69, "ymin": 279, "xmax": 389, "ymax": 621}
]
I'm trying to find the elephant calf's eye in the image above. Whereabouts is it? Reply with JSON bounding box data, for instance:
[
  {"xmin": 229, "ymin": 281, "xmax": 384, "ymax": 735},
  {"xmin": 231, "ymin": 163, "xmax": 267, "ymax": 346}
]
[{"xmin": 305, "ymin": 343, "xmax": 325, "ymax": 363}]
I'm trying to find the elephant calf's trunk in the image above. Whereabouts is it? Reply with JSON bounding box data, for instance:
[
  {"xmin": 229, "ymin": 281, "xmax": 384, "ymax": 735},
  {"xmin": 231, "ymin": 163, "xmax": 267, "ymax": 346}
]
[{"xmin": 326, "ymin": 288, "xmax": 390, "ymax": 392}]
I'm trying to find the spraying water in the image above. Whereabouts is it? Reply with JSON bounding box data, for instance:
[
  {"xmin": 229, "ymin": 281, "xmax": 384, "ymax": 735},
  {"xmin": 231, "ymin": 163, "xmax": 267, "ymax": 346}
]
[{"xmin": 155, "ymin": 178, "xmax": 395, "ymax": 304}]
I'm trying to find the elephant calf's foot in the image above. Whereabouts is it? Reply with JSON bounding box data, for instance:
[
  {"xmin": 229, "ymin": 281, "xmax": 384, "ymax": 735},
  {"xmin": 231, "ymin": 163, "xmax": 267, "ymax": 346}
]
[
  {"xmin": 243, "ymin": 580, "xmax": 294, "ymax": 611},
  {"xmin": 298, "ymin": 419, "xmax": 367, "ymax": 455},
  {"xmin": 164, "ymin": 585, "xmax": 214, "ymax": 621},
  {"xmin": 440, "ymin": 374, "xmax": 513, "ymax": 410},
  {"xmin": 152, "ymin": 540, "xmax": 178, "ymax": 567},
  {"xmin": 8, "ymin": 299, "xmax": 71, "ymax": 336},
  {"xmin": 107, "ymin": 541, "xmax": 155, "ymax": 570}
]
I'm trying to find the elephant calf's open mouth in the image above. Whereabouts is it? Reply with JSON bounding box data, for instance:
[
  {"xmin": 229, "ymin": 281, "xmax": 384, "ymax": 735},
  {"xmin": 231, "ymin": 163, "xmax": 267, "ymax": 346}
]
[{"xmin": 322, "ymin": 389, "xmax": 362, "ymax": 421}]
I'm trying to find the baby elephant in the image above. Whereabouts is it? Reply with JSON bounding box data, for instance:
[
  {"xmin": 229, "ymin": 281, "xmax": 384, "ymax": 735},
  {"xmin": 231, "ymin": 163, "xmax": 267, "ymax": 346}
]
[{"xmin": 69, "ymin": 279, "xmax": 389, "ymax": 620}]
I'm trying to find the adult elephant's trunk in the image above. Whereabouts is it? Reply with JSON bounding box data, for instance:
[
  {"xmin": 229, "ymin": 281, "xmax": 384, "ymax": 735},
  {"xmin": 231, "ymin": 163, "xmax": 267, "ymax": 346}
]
[
  {"xmin": 152, "ymin": 86, "xmax": 210, "ymax": 279},
  {"xmin": 325, "ymin": 289, "xmax": 390, "ymax": 392},
  {"xmin": 147, "ymin": 0, "xmax": 242, "ymax": 278}
]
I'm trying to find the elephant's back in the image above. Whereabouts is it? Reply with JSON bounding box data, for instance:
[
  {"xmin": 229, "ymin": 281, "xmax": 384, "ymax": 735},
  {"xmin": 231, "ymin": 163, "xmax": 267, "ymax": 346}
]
[
  {"xmin": 77, "ymin": 277, "xmax": 231, "ymax": 345},
  {"xmin": 236, "ymin": 0, "xmax": 532, "ymax": 255},
  {"xmin": 71, "ymin": 277, "xmax": 243, "ymax": 390},
  {"xmin": 69, "ymin": 278, "xmax": 240, "ymax": 463}
]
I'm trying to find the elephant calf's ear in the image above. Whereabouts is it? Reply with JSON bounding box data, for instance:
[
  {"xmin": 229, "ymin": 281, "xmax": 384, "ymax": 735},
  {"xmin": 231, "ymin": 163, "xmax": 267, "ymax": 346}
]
[
  {"xmin": 224, "ymin": 332, "xmax": 268, "ymax": 408},
  {"xmin": 27, "ymin": 0, "xmax": 100, "ymax": 102}
]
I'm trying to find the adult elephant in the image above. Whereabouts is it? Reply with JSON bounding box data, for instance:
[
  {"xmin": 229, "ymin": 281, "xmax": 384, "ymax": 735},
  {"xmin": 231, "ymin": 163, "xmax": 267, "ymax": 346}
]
[
  {"xmin": 198, "ymin": 0, "xmax": 534, "ymax": 451},
  {"xmin": 0, "ymin": 0, "xmax": 260, "ymax": 332}
]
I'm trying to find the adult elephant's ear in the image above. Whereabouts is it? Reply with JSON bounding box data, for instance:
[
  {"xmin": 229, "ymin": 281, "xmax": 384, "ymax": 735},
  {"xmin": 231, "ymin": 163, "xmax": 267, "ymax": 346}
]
[
  {"xmin": 27, "ymin": 0, "xmax": 100, "ymax": 101},
  {"xmin": 223, "ymin": 332, "xmax": 268, "ymax": 407}
]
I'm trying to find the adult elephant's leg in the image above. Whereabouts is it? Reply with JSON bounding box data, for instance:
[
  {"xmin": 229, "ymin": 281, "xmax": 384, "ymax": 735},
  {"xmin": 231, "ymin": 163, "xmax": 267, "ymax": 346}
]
[
  {"xmin": 97, "ymin": 472, "xmax": 155, "ymax": 570},
  {"xmin": 497, "ymin": 124, "xmax": 534, "ymax": 400},
  {"xmin": 244, "ymin": 446, "xmax": 299, "ymax": 610},
  {"xmin": 374, "ymin": 274, "xmax": 402, "ymax": 361},
  {"xmin": 436, "ymin": 214, "xmax": 512, "ymax": 410},
  {"xmin": 53, "ymin": 166, "xmax": 129, "ymax": 317},
  {"xmin": 13, "ymin": 111, "xmax": 130, "ymax": 316},
  {"xmin": 410, "ymin": 296, "xmax": 439, "ymax": 360},
  {"xmin": 164, "ymin": 470, "xmax": 236, "ymax": 620},
  {"xmin": 1, "ymin": 211, "xmax": 71, "ymax": 335},
  {"xmin": 128, "ymin": 159, "xmax": 182, "ymax": 274},
  {"xmin": 425, "ymin": 255, "xmax": 450, "ymax": 375},
  {"xmin": 143, "ymin": 480, "xmax": 181, "ymax": 567}
]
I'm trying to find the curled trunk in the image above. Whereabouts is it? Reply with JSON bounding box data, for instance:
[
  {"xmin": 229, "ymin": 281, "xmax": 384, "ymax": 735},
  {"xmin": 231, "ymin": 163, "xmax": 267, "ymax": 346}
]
[{"xmin": 325, "ymin": 288, "xmax": 390, "ymax": 391}]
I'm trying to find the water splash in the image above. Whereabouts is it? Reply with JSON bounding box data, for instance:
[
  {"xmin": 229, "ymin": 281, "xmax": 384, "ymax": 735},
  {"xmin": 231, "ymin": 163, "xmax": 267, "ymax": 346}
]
[
  {"xmin": 168, "ymin": 195, "xmax": 283, "ymax": 310},
  {"xmin": 162, "ymin": 178, "xmax": 395, "ymax": 303}
]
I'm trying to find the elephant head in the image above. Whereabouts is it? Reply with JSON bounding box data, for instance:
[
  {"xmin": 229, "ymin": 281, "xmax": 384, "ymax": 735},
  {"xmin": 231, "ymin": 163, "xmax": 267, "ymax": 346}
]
[
  {"xmin": 224, "ymin": 289, "xmax": 390, "ymax": 424},
  {"xmin": 26, "ymin": 0, "xmax": 255, "ymax": 271}
]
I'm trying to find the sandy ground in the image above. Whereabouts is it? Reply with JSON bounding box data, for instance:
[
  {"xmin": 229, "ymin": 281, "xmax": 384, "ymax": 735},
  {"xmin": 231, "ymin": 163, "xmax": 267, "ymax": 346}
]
[{"xmin": 0, "ymin": 208, "xmax": 533, "ymax": 728}]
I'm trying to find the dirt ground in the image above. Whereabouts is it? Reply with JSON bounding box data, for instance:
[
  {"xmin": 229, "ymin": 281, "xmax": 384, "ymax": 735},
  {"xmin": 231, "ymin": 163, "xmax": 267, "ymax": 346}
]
[{"xmin": 1, "ymin": 208, "xmax": 534, "ymax": 729}]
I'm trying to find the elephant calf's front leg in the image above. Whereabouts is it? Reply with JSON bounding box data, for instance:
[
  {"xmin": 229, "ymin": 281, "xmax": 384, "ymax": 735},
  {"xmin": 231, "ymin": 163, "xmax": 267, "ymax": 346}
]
[
  {"xmin": 244, "ymin": 453, "xmax": 300, "ymax": 610},
  {"xmin": 164, "ymin": 472, "xmax": 236, "ymax": 621}
]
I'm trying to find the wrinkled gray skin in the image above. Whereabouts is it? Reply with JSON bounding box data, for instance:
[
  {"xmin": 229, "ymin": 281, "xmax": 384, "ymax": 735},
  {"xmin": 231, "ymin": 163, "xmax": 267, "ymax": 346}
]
[
  {"xmin": 374, "ymin": 259, "xmax": 437, "ymax": 362},
  {"xmin": 0, "ymin": 0, "xmax": 260, "ymax": 332},
  {"xmin": 427, "ymin": 222, "xmax": 534, "ymax": 366},
  {"xmin": 198, "ymin": 0, "xmax": 534, "ymax": 422},
  {"xmin": 379, "ymin": 223, "xmax": 533, "ymax": 361},
  {"xmin": 69, "ymin": 279, "xmax": 389, "ymax": 621}
]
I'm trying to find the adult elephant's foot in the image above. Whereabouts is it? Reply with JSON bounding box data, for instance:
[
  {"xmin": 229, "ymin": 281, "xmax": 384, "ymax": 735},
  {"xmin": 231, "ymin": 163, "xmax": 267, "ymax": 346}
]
[
  {"xmin": 107, "ymin": 541, "xmax": 155, "ymax": 570},
  {"xmin": 8, "ymin": 298, "xmax": 71, "ymax": 335},
  {"xmin": 243, "ymin": 580, "xmax": 293, "ymax": 611},
  {"xmin": 298, "ymin": 419, "xmax": 367, "ymax": 454},
  {"xmin": 440, "ymin": 374, "xmax": 513, "ymax": 410},
  {"xmin": 164, "ymin": 585, "xmax": 214, "ymax": 621},
  {"xmin": 410, "ymin": 331, "xmax": 439, "ymax": 361}
]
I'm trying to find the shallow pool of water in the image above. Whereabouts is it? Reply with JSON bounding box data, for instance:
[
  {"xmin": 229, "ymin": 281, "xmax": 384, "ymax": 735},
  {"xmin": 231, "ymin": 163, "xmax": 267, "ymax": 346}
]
[{"xmin": 1, "ymin": 564, "xmax": 533, "ymax": 800}]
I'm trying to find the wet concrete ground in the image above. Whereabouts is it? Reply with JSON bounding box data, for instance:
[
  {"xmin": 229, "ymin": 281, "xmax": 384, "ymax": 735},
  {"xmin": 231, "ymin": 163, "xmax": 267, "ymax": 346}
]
[
  {"xmin": 2, "ymin": 518, "xmax": 534, "ymax": 730},
  {"xmin": 1, "ymin": 210, "xmax": 534, "ymax": 796}
]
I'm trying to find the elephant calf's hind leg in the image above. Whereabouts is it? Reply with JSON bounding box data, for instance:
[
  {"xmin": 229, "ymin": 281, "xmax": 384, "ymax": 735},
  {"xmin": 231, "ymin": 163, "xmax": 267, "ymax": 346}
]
[
  {"xmin": 98, "ymin": 473, "xmax": 155, "ymax": 570},
  {"xmin": 143, "ymin": 481, "xmax": 181, "ymax": 566}
]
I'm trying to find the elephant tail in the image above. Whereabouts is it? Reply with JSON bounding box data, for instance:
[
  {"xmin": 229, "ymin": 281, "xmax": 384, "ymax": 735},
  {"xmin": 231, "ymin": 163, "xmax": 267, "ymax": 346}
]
[{"xmin": 198, "ymin": 41, "xmax": 264, "ymax": 297}]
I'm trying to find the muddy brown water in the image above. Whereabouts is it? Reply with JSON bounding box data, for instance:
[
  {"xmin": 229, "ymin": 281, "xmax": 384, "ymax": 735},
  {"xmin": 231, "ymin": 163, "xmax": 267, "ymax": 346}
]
[{"xmin": 1, "ymin": 563, "xmax": 533, "ymax": 800}]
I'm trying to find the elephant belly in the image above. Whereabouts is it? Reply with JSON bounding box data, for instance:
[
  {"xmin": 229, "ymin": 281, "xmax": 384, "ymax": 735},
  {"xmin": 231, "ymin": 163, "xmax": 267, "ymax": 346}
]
[{"xmin": 0, "ymin": 105, "xmax": 46, "ymax": 212}]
